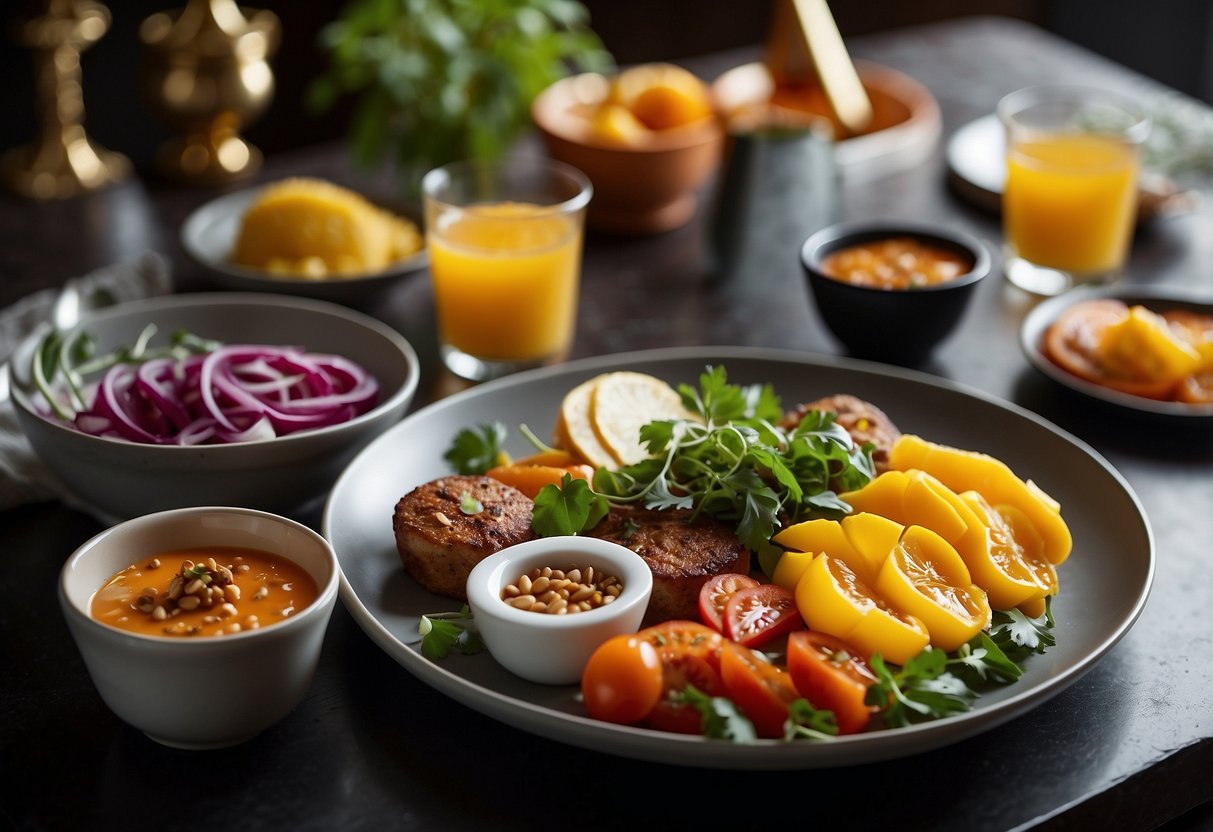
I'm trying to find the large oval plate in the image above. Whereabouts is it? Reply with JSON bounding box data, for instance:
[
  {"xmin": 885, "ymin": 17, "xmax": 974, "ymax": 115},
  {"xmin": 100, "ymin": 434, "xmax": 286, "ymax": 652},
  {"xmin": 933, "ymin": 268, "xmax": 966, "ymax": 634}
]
[
  {"xmin": 323, "ymin": 347, "xmax": 1153, "ymax": 769},
  {"xmin": 1021, "ymin": 284, "xmax": 1213, "ymax": 420}
]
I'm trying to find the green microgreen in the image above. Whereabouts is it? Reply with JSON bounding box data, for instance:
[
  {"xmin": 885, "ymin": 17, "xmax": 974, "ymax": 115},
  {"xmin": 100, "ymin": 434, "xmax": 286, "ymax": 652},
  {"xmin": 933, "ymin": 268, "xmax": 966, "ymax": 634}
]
[{"xmin": 458, "ymin": 491, "xmax": 484, "ymax": 515}]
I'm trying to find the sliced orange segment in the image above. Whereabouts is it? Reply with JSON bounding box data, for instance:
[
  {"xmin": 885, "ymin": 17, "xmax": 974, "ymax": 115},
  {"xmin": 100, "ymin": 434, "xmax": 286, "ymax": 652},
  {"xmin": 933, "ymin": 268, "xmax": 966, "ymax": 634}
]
[{"xmin": 876, "ymin": 525, "xmax": 991, "ymax": 652}]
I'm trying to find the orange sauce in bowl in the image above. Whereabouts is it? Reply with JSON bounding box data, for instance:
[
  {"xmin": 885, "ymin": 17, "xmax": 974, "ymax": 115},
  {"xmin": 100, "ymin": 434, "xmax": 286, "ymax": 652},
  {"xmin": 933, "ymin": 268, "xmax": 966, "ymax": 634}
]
[
  {"xmin": 91, "ymin": 546, "xmax": 319, "ymax": 638},
  {"xmin": 819, "ymin": 237, "xmax": 974, "ymax": 290}
]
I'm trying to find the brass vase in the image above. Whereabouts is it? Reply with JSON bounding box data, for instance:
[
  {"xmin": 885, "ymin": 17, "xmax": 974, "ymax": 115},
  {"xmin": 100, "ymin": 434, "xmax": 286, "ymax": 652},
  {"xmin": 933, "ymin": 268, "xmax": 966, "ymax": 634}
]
[
  {"xmin": 1, "ymin": 0, "xmax": 131, "ymax": 200},
  {"xmin": 138, "ymin": 0, "xmax": 279, "ymax": 185}
]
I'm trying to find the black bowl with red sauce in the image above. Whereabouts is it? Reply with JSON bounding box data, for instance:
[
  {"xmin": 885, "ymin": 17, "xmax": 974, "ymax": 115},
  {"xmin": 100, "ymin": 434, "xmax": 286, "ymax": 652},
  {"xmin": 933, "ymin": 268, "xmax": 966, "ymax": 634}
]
[{"xmin": 800, "ymin": 219, "xmax": 990, "ymax": 366}]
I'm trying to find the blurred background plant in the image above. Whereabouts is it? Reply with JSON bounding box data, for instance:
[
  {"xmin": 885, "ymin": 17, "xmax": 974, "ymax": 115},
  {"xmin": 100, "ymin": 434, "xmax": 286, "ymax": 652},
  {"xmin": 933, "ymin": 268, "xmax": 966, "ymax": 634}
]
[{"xmin": 308, "ymin": 0, "xmax": 614, "ymax": 191}]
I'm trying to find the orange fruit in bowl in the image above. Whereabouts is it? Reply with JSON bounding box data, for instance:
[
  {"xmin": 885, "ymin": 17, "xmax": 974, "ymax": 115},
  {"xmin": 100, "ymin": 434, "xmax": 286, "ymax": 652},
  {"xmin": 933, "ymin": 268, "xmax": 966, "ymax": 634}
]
[
  {"xmin": 609, "ymin": 63, "xmax": 714, "ymax": 131},
  {"xmin": 587, "ymin": 102, "xmax": 651, "ymax": 147}
]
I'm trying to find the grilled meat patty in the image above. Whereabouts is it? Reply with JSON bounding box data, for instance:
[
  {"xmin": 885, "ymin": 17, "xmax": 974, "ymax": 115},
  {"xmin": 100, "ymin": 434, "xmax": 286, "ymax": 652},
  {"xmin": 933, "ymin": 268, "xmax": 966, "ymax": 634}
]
[
  {"xmin": 586, "ymin": 505, "xmax": 751, "ymax": 626},
  {"xmin": 393, "ymin": 475, "xmax": 537, "ymax": 600},
  {"xmin": 780, "ymin": 393, "xmax": 902, "ymax": 472}
]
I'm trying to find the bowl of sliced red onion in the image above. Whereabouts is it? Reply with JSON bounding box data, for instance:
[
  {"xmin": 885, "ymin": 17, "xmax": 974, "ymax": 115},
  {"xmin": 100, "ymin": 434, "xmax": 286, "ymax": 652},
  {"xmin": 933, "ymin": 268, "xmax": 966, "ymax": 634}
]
[{"xmin": 9, "ymin": 292, "xmax": 420, "ymax": 521}]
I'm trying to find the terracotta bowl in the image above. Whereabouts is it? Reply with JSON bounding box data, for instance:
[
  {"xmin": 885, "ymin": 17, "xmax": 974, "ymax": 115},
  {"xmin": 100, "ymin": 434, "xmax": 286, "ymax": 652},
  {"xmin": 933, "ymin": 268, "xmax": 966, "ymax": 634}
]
[
  {"xmin": 711, "ymin": 60, "xmax": 942, "ymax": 183},
  {"xmin": 531, "ymin": 72, "xmax": 726, "ymax": 235}
]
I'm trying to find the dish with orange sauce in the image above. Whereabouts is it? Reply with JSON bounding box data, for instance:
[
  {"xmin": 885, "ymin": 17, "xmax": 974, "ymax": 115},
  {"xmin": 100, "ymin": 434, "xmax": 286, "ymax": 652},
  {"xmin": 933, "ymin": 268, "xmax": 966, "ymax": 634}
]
[
  {"xmin": 91, "ymin": 546, "xmax": 319, "ymax": 638},
  {"xmin": 818, "ymin": 236, "xmax": 975, "ymax": 290}
]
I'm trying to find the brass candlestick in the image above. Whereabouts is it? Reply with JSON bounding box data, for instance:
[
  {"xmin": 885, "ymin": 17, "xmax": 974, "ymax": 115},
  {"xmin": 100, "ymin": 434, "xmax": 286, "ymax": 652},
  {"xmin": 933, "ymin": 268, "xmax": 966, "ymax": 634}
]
[
  {"xmin": 1, "ymin": 0, "xmax": 131, "ymax": 200},
  {"xmin": 139, "ymin": 0, "xmax": 279, "ymax": 185}
]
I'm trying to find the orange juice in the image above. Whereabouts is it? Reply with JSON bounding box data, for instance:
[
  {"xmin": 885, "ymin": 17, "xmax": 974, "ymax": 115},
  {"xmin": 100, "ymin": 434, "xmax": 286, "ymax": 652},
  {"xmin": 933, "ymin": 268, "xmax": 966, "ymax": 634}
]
[
  {"xmin": 428, "ymin": 202, "xmax": 583, "ymax": 362},
  {"xmin": 1003, "ymin": 133, "xmax": 1139, "ymax": 275}
]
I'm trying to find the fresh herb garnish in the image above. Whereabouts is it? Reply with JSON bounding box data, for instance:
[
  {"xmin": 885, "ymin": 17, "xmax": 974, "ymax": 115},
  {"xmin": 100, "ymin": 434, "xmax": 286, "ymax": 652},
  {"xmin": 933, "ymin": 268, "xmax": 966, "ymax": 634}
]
[
  {"xmin": 592, "ymin": 366, "xmax": 875, "ymax": 575},
  {"xmin": 418, "ymin": 606, "xmax": 485, "ymax": 660},
  {"xmin": 675, "ymin": 684, "xmax": 758, "ymax": 742},
  {"xmin": 532, "ymin": 474, "xmax": 609, "ymax": 537},
  {"xmin": 443, "ymin": 422, "xmax": 508, "ymax": 475},
  {"xmin": 784, "ymin": 698, "xmax": 840, "ymax": 741}
]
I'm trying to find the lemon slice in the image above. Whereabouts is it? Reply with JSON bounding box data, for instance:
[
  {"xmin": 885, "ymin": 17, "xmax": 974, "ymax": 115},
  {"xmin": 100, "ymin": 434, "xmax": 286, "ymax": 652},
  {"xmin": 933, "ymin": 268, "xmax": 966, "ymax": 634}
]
[
  {"xmin": 555, "ymin": 375, "xmax": 619, "ymax": 470},
  {"xmin": 589, "ymin": 371, "xmax": 694, "ymax": 467}
]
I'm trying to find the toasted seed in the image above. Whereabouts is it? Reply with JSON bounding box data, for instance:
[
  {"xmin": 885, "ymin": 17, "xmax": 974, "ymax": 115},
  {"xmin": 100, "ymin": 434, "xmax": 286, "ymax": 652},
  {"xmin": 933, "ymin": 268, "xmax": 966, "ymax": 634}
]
[
  {"xmin": 178, "ymin": 595, "xmax": 201, "ymax": 610},
  {"xmin": 254, "ymin": 586, "xmax": 269, "ymax": 600},
  {"xmin": 148, "ymin": 558, "xmax": 161, "ymax": 569},
  {"xmin": 152, "ymin": 605, "xmax": 167, "ymax": 621},
  {"xmin": 503, "ymin": 584, "xmax": 520, "ymax": 598},
  {"xmin": 508, "ymin": 595, "xmax": 536, "ymax": 610},
  {"xmin": 570, "ymin": 585, "xmax": 595, "ymax": 603},
  {"xmin": 529, "ymin": 601, "xmax": 547, "ymax": 613},
  {"xmin": 184, "ymin": 578, "xmax": 204, "ymax": 595},
  {"xmin": 566, "ymin": 569, "xmax": 581, "ymax": 584},
  {"xmin": 435, "ymin": 511, "xmax": 453, "ymax": 527},
  {"xmin": 584, "ymin": 566, "xmax": 594, "ymax": 585},
  {"xmin": 224, "ymin": 584, "xmax": 241, "ymax": 603},
  {"xmin": 217, "ymin": 603, "xmax": 238, "ymax": 619},
  {"xmin": 530, "ymin": 576, "xmax": 549, "ymax": 594},
  {"xmin": 518, "ymin": 574, "xmax": 533, "ymax": 594}
]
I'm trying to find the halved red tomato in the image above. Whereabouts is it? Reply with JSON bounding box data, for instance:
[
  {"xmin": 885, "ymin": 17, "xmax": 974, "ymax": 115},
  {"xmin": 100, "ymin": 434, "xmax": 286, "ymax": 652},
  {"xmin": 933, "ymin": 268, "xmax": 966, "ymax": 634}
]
[
  {"xmin": 644, "ymin": 652, "xmax": 727, "ymax": 735},
  {"xmin": 786, "ymin": 630, "xmax": 879, "ymax": 735},
  {"xmin": 697, "ymin": 573, "xmax": 759, "ymax": 633},
  {"xmin": 718, "ymin": 640, "xmax": 801, "ymax": 739},
  {"xmin": 723, "ymin": 584, "xmax": 804, "ymax": 648}
]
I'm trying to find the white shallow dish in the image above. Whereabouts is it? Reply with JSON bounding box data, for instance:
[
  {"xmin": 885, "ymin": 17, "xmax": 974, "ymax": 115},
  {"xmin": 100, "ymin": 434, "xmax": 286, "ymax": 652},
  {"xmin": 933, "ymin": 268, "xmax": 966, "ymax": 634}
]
[
  {"xmin": 180, "ymin": 186, "xmax": 427, "ymax": 307},
  {"xmin": 1021, "ymin": 284, "xmax": 1213, "ymax": 420},
  {"xmin": 323, "ymin": 346, "xmax": 1154, "ymax": 770}
]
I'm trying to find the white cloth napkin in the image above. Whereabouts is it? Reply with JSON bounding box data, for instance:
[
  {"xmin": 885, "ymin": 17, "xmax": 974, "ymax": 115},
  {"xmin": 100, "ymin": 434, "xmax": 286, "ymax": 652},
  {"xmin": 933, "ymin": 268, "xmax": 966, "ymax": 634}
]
[{"xmin": 0, "ymin": 252, "xmax": 172, "ymax": 512}]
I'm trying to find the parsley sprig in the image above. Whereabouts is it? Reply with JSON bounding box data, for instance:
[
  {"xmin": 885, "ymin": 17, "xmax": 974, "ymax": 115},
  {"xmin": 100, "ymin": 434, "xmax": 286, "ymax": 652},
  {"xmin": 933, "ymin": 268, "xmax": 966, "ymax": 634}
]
[{"xmin": 418, "ymin": 606, "xmax": 485, "ymax": 661}]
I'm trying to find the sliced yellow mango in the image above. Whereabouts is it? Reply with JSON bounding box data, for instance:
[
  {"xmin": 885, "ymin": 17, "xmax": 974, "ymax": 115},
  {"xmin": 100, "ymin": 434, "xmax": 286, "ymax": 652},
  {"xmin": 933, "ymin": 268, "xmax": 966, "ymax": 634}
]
[
  {"xmin": 888, "ymin": 434, "xmax": 1072, "ymax": 565},
  {"xmin": 875, "ymin": 525, "xmax": 991, "ymax": 652},
  {"xmin": 1097, "ymin": 305, "xmax": 1202, "ymax": 385}
]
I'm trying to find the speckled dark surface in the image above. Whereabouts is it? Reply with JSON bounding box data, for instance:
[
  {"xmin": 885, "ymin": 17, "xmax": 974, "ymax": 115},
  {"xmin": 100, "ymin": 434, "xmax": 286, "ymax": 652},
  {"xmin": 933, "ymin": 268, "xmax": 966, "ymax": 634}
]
[{"xmin": 2, "ymin": 16, "xmax": 1210, "ymax": 832}]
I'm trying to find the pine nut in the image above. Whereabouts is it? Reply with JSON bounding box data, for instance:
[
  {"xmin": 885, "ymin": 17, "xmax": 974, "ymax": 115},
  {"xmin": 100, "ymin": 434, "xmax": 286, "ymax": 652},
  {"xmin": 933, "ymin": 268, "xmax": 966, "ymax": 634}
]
[
  {"xmin": 254, "ymin": 586, "xmax": 269, "ymax": 600},
  {"xmin": 184, "ymin": 578, "xmax": 204, "ymax": 595},
  {"xmin": 177, "ymin": 595, "xmax": 201, "ymax": 610},
  {"xmin": 224, "ymin": 584, "xmax": 241, "ymax": 602},
  {"xmin": 217, "ymin": 603, "xmax": 238, "ymax": 619},
  {"xmin": 498, "ymin": 564, "xmax": 624, "ymax": 614},
  {"xmin": 152, "ymin": 605, "xmax": 167, "ymax": 621}
]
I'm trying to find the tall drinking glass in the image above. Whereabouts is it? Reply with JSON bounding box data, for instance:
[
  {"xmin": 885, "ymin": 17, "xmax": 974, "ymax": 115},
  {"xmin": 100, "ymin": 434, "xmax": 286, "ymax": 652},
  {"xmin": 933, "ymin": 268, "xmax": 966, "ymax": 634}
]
[
  {"xmin": 422, "ymin": 158, "xmax": 592, "ymax": 382},
  {"xmin": 999, "ymin": 85, "xmax": 1150, "ymax": 296}
]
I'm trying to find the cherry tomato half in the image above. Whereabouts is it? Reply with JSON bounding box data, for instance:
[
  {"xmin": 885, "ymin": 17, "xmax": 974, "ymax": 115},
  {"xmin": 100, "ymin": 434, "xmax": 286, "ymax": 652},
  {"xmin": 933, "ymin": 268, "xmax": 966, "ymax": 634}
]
[
  {"xmin": 644, "ymin": 651, "xmax": 727, "ymax": 735},
  {"xmin": 723, "ymin": 584, "xmax": 804, "ymax": 648},
  {"xmin": 697, "ymin": 572, "xmax": 759, "ymax": 633},
  {"xmin": 580, "ymin": 634, "xmax": 664, "ymax": 725},
  {"xmin": 718, "ymin": 640, "xmax": 801, "ymax": 739},
  {"xmin": 786, "ymin": 631, "xmax": 879, "ymax": 735}
]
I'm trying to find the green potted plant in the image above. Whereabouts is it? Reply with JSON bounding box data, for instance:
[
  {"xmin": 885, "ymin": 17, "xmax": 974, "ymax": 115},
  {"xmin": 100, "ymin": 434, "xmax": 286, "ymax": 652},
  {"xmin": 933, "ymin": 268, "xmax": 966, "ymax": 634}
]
[{"xmin": 308, "ymin": 0, "xmax": 614, "ymax": 190}]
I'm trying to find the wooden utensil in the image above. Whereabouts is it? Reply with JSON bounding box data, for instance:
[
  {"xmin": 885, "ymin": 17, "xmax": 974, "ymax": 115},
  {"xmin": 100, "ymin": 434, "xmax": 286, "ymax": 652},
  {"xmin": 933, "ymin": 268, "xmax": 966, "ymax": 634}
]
[{"xmin": 765, "ymin": 0, "xmax": 874, "ymax": 137}]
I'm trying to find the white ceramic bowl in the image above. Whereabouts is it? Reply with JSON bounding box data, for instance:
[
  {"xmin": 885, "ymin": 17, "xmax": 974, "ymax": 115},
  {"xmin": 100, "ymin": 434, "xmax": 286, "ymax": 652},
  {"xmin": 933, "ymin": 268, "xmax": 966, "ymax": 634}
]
[
  {"xmin": 465, "ymin": 536, "xmax": 654, "ymax": 685},
  {"xmin": 59, "ymin": 506, "xmax": 340, "ymax": 749},
  {"xmin": 8, "ymin": 292, "xmax": 419, "ymax": 522},
  {"xmin": 180, "ymin": 185, "xmax": 427, "ymax": 308}
]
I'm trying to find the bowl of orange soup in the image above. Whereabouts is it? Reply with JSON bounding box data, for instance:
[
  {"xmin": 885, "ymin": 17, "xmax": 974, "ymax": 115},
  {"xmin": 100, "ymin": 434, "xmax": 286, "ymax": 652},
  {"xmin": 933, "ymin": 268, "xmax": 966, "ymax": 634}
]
[
  {"xmin": 800, "ymin": 219, "xmax": 991, "ymax": 366},
  {"xmin": 59, "ymin": 506, "xmax": 339, "ymax": 749}
]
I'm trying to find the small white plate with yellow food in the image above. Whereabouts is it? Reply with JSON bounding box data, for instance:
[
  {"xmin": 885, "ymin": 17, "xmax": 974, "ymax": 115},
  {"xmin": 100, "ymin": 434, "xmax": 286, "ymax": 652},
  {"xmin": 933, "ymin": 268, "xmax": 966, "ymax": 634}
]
[{"xmin": 181, "ymin": 178, "xmax": 427, "ymax": 306}]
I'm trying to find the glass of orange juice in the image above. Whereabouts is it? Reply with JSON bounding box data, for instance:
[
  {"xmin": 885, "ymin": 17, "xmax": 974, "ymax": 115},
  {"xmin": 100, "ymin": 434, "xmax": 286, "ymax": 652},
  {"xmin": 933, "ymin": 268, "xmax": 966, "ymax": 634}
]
[
  {"xmin": 422, "ymin": 158, "xmax": 592, "ymax": 382},
  {"xmin": 998, "ymin": 85, "xmax": 1150, "ymax": 296}
]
